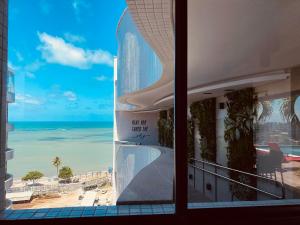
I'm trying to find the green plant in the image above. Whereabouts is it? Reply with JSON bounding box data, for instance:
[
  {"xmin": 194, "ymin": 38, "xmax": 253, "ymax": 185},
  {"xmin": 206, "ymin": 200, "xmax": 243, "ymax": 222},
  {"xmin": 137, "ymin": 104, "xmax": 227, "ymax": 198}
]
[
  {"xmin": 22, "ymin": 171, "xmax": 43, "ymax": 184},
  {"xmin": 166, "ymin": 108, "xmax": 174, "ymax": 148},
  {"xmin": 52, "ymin": 156, "xmax": 61, "ymax": 177},
  {"xmin": 157, "ymin": 109, "xmax": 174, "ymax": 148},
  {"xmin": 58, "ymin": 166, "xmax": 73, "ymax": 181},
  {"xmin": 190, "ymin": 98, "xmax": 216, "ymax": 162},
  {"xmin": 257, "ymin": 100, "xmax": 272, "ymax": 122},
  {"xmin": 280, "ymin": 96, "xmax": 299, "ymax": 124},
  {"xmin": 158, "ymin": 110, "xmax": 167, "ymax": 146},
  {"xmin": 224, "ymin": 88, "xmax": 257, "ymax": 200},
  {"xmin": 187, "ymin": 118, "xmax": 195, "ymax": 159}
]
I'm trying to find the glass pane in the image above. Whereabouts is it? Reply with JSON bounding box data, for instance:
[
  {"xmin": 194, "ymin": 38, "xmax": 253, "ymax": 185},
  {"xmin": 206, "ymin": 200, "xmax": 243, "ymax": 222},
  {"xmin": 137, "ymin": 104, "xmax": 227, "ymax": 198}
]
[
  {"xmin": 114, "ymin": 0, "xmax": 175, "ymax": 210},
  {"xmin": 187, "ymin": 0, "xmax": 300, "ymax": 208}
]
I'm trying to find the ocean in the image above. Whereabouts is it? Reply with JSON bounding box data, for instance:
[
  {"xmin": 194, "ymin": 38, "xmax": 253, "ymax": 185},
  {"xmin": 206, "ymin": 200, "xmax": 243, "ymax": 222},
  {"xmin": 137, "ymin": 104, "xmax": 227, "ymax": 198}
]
[{"xmin": 7, "ymin": 121, "xmax": 113, "ymax": 178}]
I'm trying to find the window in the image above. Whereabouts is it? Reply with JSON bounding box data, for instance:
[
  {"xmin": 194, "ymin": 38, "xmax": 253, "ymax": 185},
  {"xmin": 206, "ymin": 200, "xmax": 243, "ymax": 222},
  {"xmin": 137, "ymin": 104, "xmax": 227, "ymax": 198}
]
[
  {"xmin": 1, "ymin": 0, "xmax": 300, "ymax": 224},
  {"xmin": 187, "ymin": 0, "xmax": 300, "ymax": 209}
]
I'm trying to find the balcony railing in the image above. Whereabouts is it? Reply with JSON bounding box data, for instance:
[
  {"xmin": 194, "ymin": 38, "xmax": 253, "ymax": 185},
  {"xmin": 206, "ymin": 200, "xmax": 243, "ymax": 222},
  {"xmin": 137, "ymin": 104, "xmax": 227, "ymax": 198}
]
[
  {"xmin": 7, "ymin": 69, "xmax": 15, "ymax": 103},
  {"xmin": 189, "ymin": 158, "xmax": 285, "ymax": 201},
  {"xmin": 6, "ymin": 123, "xmax": 14, "ymax": 132},
  {"xmin": 6, "ymin": 91, "xmax": 15, "ymax": 103},
  {"xmin": 116, "ymin": 9, "xmax": 163, "ymax": 98},
  {"xmin": 5, "ymin": 174, "xmax": 13, "ymax": 190},
  {"xmin": 5, "ymin": 148, "xmax": 14, "ymax": 160}
]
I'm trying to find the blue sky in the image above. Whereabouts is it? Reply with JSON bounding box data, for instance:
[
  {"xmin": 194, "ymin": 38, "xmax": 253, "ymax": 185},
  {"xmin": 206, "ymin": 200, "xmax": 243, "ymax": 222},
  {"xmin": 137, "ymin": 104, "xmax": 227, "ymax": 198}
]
[{"xmin": 8, "ymin": 0, "xmax": 126, "ymax": 121}]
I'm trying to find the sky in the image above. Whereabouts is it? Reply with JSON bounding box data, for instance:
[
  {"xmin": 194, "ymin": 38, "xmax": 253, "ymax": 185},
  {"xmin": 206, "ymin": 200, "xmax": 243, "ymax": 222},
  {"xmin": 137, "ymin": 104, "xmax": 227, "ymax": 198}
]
[{"xmin": 8, "ymin": 0, "xmax": 126, "ymax": 121}]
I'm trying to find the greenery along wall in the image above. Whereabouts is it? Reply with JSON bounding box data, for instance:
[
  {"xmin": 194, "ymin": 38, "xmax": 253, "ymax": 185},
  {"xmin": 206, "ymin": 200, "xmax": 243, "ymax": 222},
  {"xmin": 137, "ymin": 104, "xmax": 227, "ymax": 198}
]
[
  {"xmin": 187, "ymin": 119, "xmax": 195, "ymax": 159},
  {"xmin": 224, "ymin": 88, "xmax": 257, "ymax": 201},
  {"xmin": 190, "ymin": 98, "xmax": 217, "ymax": 162},
  {"xmin": 157, "ymin": 108, "xmax": 174, "ymax": 148}
]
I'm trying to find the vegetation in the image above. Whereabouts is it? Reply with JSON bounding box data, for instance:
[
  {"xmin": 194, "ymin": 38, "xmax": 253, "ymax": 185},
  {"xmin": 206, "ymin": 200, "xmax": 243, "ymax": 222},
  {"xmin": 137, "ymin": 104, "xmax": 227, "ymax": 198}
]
[
  {"xmin": 190, "ymin": 98, "xmax": 217, "ymax": 162},
  {"xmin": 187, "ymin": 118, "xmax": 195, "ymax": 159},
  {"xmin": 257, "ymin": 100, "xmax": 273, "ymax": 122},
  {"xmin": 52, "ymin": 156, "xmax": 61, "ymax": 177},
  {"xmin": 58, "ymin": 166, "xmax": 73, "ymax": 182},
  {"xmin": 22, "ymin": 171, "xmax": 44, "ymax": 184},
  {"xmin": 280, "ymin": 95, "xmax": 300, "ymax": 138},
  {"xmin": 157, "ymin": 108, "xmax": 174, "ymax": 148},
  {"xmin": 224, "ymin": 88, "xmax": 257, "ymax": 200}
]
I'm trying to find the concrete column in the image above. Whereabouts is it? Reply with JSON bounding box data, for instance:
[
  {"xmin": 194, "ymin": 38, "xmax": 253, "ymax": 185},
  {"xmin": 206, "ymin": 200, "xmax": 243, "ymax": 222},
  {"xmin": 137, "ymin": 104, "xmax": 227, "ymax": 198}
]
[{"xmin": 0, "ymin": 0, "xmax": 8, "ymax": 211}]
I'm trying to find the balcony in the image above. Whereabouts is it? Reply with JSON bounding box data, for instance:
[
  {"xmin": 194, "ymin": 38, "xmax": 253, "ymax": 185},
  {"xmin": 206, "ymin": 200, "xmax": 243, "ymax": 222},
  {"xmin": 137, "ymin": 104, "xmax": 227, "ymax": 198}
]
[
  {"xmin": 7, "ymin": 69, "xmax": 15, "ymax": 103},
  {"xmin": 6, "ymin": 91, "xmax": 15, "ymax": 103},
  {"xmin": 116, "ymin": 9, "xmax": 163, "ymax": 99},
  {"xmin": 6, "ymin": 123, "xmax": 14, "ymax": 132},
  {"xmin": 5, "ymin": 148, "xmax": 14, "ymax": 160},
  {"xmin": 114, "ymin": 144, "xmax": 174, "ymax": 204},
  {"xmin": 5, "ymin": 174, "xmax": 13, "ymax": 190}
]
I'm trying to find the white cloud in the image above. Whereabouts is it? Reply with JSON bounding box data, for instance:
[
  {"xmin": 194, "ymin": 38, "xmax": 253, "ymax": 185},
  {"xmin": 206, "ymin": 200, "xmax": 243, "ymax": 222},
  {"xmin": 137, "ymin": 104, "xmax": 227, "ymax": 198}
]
[
  {"xmin": 64, "ymin": 91, "xmax": 77, "ymax": 101},
  {"xmin": 64, "ymin": 32, "xmax": 86, "ymax": 43},
  {"xmin": 25, "ymin": 72, "xmax": 35, "ymax": 79},
  {"xmin": 16, "ymin": 94, "xmax": 42, "ymax": 105},
  {"xmin": 95, "ymin": 75, "xmax": 107, "ymax": 81},
  {"xmin": 24, "ymin": 61, "xmax": 44, "ymax": 72},
  {"xmin": 8, "ymin": 60, "xmax": 43, "ymax": 79},
  {"xmin": 8, "ymin": 61, "xmax": 18, "ymax": 71},
  {"xmin": 72, "ymin": 0, "xmax": 89, "ymax": 22},
  {"xmin": 15, "ymin": 51, "xmax": 24, "ymax": 62},
  {"xmin": 37, "ymin": 32, "xmax": 113, "ymax": 69}
]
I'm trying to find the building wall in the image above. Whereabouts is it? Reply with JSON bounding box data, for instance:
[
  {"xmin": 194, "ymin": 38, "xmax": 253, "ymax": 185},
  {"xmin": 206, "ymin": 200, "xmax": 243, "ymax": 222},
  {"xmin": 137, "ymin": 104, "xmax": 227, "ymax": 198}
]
[
  {"xmin": 189, "ymin": 96, "xmax": 232, "ymax": 202},
  {"xmin": 114, "ymin": 111, "xmax": 159, "ymax": 145},
  {"xmin": 0, "ymin": 0, "xmax": 8, "ymax": 210}
]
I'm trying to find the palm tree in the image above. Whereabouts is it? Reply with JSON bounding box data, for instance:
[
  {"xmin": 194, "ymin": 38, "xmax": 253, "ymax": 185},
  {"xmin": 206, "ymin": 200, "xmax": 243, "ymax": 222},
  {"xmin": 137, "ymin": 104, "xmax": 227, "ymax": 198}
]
[
  {"xmin": 280, "ymin": 96, "xmax": 300, "ymax": 125},
  {"xmin": 257, "ymin": 100, "xmax": 273, "ymax": 122},
  {"xmin": 52, "ymin": 157, "xmax": 61, "ymax": 177}
]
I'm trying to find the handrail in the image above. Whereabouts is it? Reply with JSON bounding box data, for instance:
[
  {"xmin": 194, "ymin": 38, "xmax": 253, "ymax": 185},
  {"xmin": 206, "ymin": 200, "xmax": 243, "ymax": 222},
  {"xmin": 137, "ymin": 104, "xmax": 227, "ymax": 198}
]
[
  {"xmin": 190, "ymin": 158, "xmax": 282, "ymax": 184},
  {"xmin": 189, "ymin": 158, "xmax": 285, "ymax": 200}
]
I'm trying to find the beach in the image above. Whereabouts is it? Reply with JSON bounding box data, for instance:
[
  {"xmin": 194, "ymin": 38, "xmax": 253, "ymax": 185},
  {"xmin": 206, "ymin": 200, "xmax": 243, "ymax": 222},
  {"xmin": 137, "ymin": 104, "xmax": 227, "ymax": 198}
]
[
  {"xmin": 7, "ymin": 121, "xmax": 113, "ymax": 178},
  {"xmin": 6, "ymin": 121, "xmax": 114, "ymax": 208},
  {"xmin": 10, "ymin": 171, "xmax": 113, "ymax": 209}
]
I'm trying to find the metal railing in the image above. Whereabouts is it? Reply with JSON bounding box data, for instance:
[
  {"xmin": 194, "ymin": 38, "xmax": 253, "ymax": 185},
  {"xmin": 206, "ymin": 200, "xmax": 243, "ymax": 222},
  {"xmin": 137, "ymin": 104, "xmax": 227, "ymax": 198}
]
[
  {"xmin": 8, "ymin": 175, "xmax": 110, "ymax": 195},
  {"xmin": 189, "ymin": 158, "xmax": 285, "ymax": 200}
]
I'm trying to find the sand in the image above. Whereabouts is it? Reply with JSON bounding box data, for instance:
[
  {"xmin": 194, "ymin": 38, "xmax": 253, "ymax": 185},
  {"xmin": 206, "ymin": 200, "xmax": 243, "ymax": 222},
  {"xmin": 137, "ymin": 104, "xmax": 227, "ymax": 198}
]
[{"xmin": 10, "ymin": 172, "xmax": 113, "ymax": 209}]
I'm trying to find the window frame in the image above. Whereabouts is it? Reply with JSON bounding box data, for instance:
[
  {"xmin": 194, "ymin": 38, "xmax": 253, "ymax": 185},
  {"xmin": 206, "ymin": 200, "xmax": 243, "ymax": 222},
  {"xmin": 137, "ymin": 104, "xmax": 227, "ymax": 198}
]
[{"xmin": 4, "ymin": 0, "xmax": 300, "ymax": 224}]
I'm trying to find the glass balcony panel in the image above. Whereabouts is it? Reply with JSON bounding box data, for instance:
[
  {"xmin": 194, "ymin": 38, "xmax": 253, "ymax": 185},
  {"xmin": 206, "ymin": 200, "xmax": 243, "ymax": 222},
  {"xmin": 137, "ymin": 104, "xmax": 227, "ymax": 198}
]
[
  {"xmin": 116, "ymin": 10, "xmax": 163, "ymax": 99},
  {"xmin": 5, "ymin": 174, "xmax": 13, "ymax": 190},
  {"xmin": 6, "ymin": 70, "xmax": 15, "ymax": 103},
  {"xmin": 5, "ymin": 148, "xmax": 14, "ymax": 160}
]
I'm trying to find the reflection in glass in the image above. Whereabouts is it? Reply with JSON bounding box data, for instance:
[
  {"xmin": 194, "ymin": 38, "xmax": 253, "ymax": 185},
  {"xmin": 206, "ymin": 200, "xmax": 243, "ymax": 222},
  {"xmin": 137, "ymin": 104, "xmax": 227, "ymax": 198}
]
[{"xmin": 187, "ymin": 0, "xmax": 300, "ymax": 207}]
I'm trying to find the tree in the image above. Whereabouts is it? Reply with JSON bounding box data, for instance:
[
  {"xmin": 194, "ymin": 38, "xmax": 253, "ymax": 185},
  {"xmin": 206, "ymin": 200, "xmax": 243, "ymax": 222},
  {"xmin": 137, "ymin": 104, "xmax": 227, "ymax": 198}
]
[
  {"xmin": 58, "ymin": 166, "xmax": 73, "ymax": 182},
  {"xmin": 280, "ymin": 96, "xmax": 300, "ymax": 124},
  {"xmin": 22, "ymin": 171, "xmax": 43, "ymax": 184},
  {"xmin": 52, "ymin": 156, "xmax": 61, "ymax": 177}
]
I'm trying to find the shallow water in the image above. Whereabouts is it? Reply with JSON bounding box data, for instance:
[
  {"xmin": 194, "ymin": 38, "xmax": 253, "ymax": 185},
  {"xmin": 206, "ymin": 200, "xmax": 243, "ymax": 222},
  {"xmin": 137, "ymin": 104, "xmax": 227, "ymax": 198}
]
[{"xmin": 7, "ymin": 122, "xmax": 113, "ymax": 178}]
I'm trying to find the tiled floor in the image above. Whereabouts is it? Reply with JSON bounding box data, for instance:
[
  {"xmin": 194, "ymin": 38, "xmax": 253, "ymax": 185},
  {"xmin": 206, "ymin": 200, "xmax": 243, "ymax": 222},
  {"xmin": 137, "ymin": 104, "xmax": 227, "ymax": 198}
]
[
  {"xmin": 0, "ymin": 204, "xmax": 175, "ymax": 220},
  {"xmin": 3, "ymin": 200, "xmax": 300, "ymax": 220}
]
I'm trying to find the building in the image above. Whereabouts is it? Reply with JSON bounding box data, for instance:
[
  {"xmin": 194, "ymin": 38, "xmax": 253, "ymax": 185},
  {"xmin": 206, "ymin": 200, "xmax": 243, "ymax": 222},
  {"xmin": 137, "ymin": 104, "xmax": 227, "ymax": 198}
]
[
  {"xmin": 0, "ymin": 68, "xmax": 15, "ymax": 210},
  {"xmin": 113, "ymin": 0, "xmax": 300, "ymax": 205},
  {"xmin": 0, "ymin": 0, "xmax": 14, "ymax": 211}
]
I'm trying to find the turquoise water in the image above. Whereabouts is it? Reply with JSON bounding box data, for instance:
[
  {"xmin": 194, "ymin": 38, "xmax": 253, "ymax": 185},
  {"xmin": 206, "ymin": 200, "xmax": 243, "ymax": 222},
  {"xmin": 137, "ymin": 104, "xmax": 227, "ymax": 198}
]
[{"xmin": 7, "ymin": 122, "xmax": 113, "ymax": 178}]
